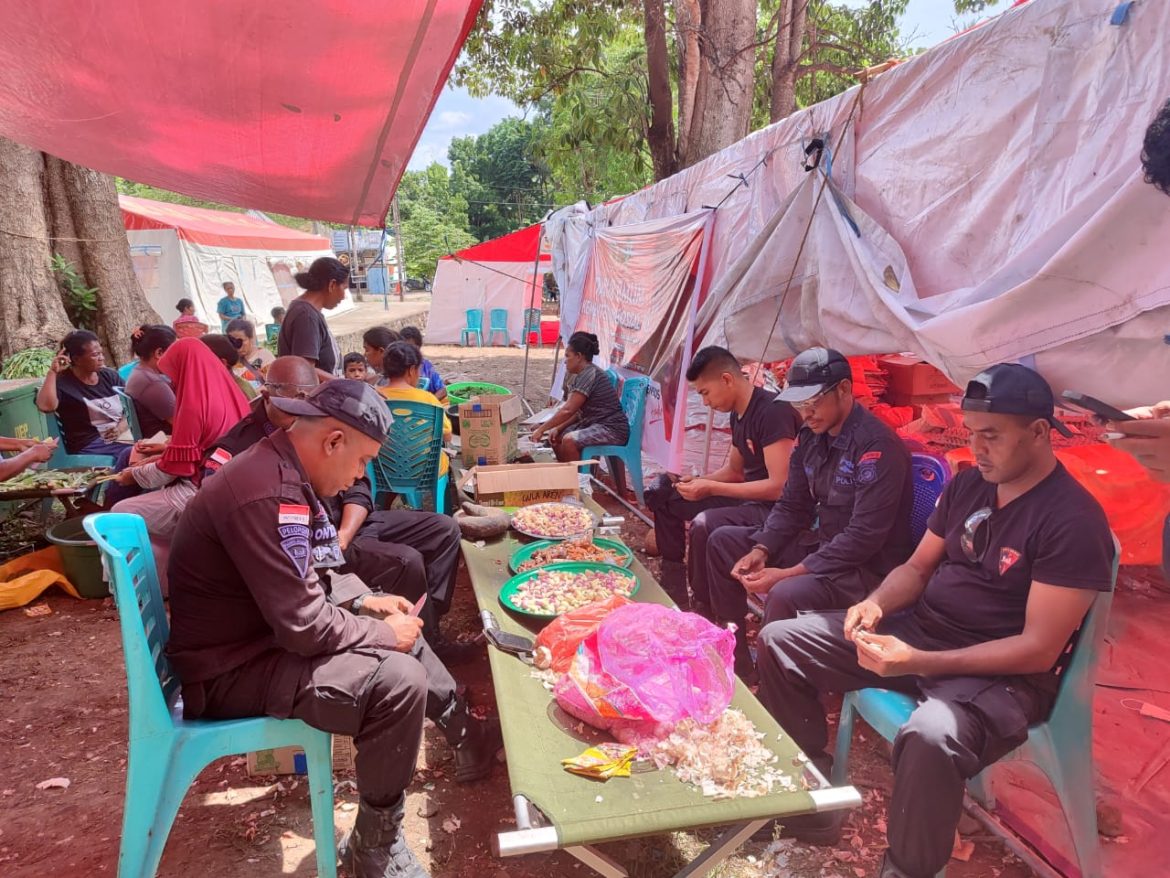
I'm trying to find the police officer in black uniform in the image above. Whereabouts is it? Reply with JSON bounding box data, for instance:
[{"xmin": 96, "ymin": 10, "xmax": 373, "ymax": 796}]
[
  {"xmin": 168, "ymin": 380, "xmax": 496, "ymax": 878},
  {"xmin": 202, "ymin": 356, "xmax": 468, "ymax": 662},
  {"xmin": 755, "ymin": 365, "xmax": 1115, "ymax": 877},
  {"xmin": 704, "ymin": 348, "xmax": 914, "ymax": 674}
]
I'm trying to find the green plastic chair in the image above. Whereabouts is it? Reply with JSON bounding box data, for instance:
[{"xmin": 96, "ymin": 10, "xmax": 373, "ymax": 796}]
[
  {"xmin": 115, "ymin": 389, "xmax": 144, "ymax": 442},
  {"xmin": 488, "ymin": 308, "xmax": 510, "ymax": 346},
  {"xmin": 523, "ymin": 307, "xmax": 543, "ymax": 347},
  {"xmin": 831, "ymin": 541, "xmax": 1119, "ymax": 878},
  {"xmin": 461, "ymin": 309, "xmax": 484, "ymax": 347},
  {"xmin": 83, "ymin": 512, "xmax": 338, "ymax": 878},
  {"xmin": 581, "ymin": 375, "xmax": 649, "ymax": 506},
  {"xmin": 370, "ymin": 399, "xmax": 448, "ymax": 514}
]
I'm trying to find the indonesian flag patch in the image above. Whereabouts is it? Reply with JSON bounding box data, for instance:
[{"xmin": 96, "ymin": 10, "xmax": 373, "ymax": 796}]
[
  {"xmin": 278, "ymin": 503, "xmax": 311, "ymax": 525},
  {"xmin": 999, "ymin": 547, "xmax": 1021, "ymax": 576},
  {"xmin": 206, "ymin": 447, "xmax": 233, "ymax": 471}
]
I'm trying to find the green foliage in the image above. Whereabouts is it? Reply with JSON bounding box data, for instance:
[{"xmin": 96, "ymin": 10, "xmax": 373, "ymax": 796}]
[
  {"xmin": 399, "ymin": 204, "xmax": 478, "ymax": 281},
  {"xmin": 50, "ymin": 254, "xmax": 98, "ymax": 331},
  {"xmin": 0, "ymin": 348, "xmax": 55, "ymax": 380}
]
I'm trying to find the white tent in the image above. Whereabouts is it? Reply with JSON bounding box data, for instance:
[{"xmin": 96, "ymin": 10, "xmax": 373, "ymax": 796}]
[
  {"xmin": 427, "ymin": 223, "xmax": 549, "ymax": 344},
  {"xmin": 121, "ymin": 196, "xmax": 354, "ymax": 329},
  {"xmin": 546, "ymin": 0, "xmax": 1170, "ymax": 410}
]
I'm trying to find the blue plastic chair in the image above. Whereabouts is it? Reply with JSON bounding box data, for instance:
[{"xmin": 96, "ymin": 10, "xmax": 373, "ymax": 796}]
[
  {"xmin": 82, "ymin": 512, "xmax": 337, "ymax": 878},
  {"xmin": 909, "ymin": 453, "xmax": 948, "ymax": 545},
  {"xmin": 370, "ymin": 399, "xmax": 448, "ymax": 514},
  {"xmin": 832, "ymin": 541, "xmax": 1119, "ymax": 878},
  {"xmin": 581, "ymin": 375, "xmax": 650, "ymax": 506},
  {"xmin": 115, "ymin": 389, "xmax": 144, "ymax": 442},
  {"xmin": 523, "ymin": 308, "xmax": 543, "ymax": 347},
  {"xmin": 461, "ymin": 309, "xmax": 484, "ymax": 347},
  {"xmin": 118, "ymin": 361, "xmax": 138, "ymax": 382},
  {"xmin": 488, "ymin": 308, "xmax": 510, "ymax": 346}
]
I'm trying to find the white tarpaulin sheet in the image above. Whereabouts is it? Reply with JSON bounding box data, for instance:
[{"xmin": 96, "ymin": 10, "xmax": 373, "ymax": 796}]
[{"xmin": 547, "ymin": 0, "xmax": 1170, "ymax": 408}]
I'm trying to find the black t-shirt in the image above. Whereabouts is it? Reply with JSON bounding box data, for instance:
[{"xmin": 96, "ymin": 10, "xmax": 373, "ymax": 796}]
[
  {"xmin": 55, "ymin": 368, "xmax": 124, "ymax": 453},
  {"xmin": 917, "ymin": 464, "xmax": 1113, "ymax": 650},
  {"xmin": 731, "ymin": 387, "xmax": 802, "ymax": 482},
  {"xmin": 564, "ymin": 364, "xmax": 630, "ymax": 441},
  {"xmin": 277, "ymin": 298, "xmax": 339, "ymax": 375}
]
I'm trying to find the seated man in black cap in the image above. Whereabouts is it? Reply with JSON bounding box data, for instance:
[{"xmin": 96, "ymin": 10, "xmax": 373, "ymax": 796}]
[
  {"xmin": 755, "ymin": 364, "xmax": 1115, "ymax": 878},
  {"xmin": 644, "ymin": 346, "xmax": 801, "ymax": 609},
  {"xmin": 704, "ymin": 347, "xmax": 914, "ymax": 674},
  {"xmin": 169, "ymin": 380, "xmax": 498, "ymax": 878}
]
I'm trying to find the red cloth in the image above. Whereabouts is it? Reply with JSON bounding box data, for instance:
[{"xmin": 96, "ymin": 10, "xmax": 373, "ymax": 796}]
[{"xmin": 157, "ymin": 338, "xmax": 250, "ymax": 479}]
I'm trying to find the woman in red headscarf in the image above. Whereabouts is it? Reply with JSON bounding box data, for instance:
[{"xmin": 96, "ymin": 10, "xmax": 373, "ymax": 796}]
[{"xmin": 112, "ymin": 338, "xmax": 250, "ymax": 591}]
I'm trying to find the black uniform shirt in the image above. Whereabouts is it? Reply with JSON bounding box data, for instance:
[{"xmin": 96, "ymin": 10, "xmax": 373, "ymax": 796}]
[
  {"xmin": 751, "ymin": 403, "xmax": 914, "ymax": 578},
  {"xmin": 919, "ymin": 464, "xmax": 1113, "ymax": 658},
  {"xmin": 166, "ymin": 430, "xmax": 397, "ymax": 688},
  {"xmin": 730, "ymin": 387, "xmax": 802, "ymax": 482}
]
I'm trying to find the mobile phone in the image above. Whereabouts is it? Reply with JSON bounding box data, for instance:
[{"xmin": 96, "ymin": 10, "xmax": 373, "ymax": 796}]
[
  {"xmin": 484, "ymin": 627, "xmax": 535, "ymax": 657},
  {"xmin": 1060, "ymin": 391, "xmax": 1135, "ymax": 422},
  {"xmin": 409, "ymin": 593, "xmax": 428, "ymax": 617}
]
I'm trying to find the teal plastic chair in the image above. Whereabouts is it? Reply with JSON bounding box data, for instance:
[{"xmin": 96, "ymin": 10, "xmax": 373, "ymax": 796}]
[
  {"xmin": 370, "ymin": 399, "xmax": 448, "ymax": 514},
  {"xmin": 604, "ymin": 367, "xmax": 620, "ymax": 389},
  {"xmin": 581, "ymin": 375, "xmax": 649, "ymax": 506},
  {"xmin": 265, "ymin": 323, "xmax": 280, "ymax": 345},
  {"xmin": 115, "ymin": 389, "xmax": 144, "ymax": 442},
  {"xmin": 83, "ymin": 512, "xmax": 338, "ymax": 878},
  {"xmin": 118, "ymin": 361, "xmax": 138, "ymax": 382},
  {"xmin": 461, "ymin": 309, "xmax": 483, "ymax": 347},
  {"xmin": 488, "ymin": 308, "xmax": 510, "ymax": 346},
  {"xmin": 832, "ymin": 543, "xmax": 1119, "ymax": 878},
  {"xmin": 44, "ymin": 414, "xmax": 117, "ymax": 470},
  {"xmin": 523, "ymin": 308, "xmax": 543, "ymax": 347}
]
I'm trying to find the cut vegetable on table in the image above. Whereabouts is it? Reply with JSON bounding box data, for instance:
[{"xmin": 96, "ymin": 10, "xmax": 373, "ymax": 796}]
[
  {"xmin": 511, "ymin": 502, "xmax": 595, "ymax": 539},
  {"xmin": 514, "ymin": 537, "xmax": 632, "ymax": 572},
  {"xmin": 503, "ymin": 563, "xmax": 638, "ymax": 617}
]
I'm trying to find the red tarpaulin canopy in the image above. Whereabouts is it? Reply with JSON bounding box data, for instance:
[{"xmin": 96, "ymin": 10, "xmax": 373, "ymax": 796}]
[
  {"xmin": 0, "ymin": 0, "xmax": 482, "ymax": 227},
  {"xmin": 120, "ymin": 196, "xmax": 331, "ymax": 251},
  {"xmin": 443, "ymin": 223, "xmax": 551, "ymax": 263}
]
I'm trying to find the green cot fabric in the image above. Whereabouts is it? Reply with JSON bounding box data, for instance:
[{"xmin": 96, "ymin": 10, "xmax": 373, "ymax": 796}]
[{"xmin": 461, "ymin": 504, "xmax": 828, "ymax": 848}]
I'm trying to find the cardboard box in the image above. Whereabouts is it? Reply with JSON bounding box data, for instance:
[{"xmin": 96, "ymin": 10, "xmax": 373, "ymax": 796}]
[
  {"xmin": 882, "ymin": 390, "xmax": 955, "ymax": 408},
  {"xmin": 246, "ymin": 735, "xmax": 355, "ymax": 776},
  {"xmin": 879, "ymin": 354, "xmax": 960, "ymax": 398},
  {"xmin": 459, "ymin": 461, "xmax": 583, "ymax": 507},
  {"xmin": 458, "ymin": 393, "xmax": 524, "ymax": 467}
]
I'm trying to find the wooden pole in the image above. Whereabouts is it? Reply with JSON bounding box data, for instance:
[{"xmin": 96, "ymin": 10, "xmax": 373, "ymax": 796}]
[{"xmin": 390, "ymin": 194, "xmax": 405, "ymax": 303}]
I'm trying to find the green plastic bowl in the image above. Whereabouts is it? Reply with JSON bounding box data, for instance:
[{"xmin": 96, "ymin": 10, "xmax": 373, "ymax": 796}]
[
  {"xmin": 499, "ymin": 561, "xmax": 639, "ymax": 620},
  {"xmin": 509, "ymin": 537, "xmax": 634, "ymax": 573},
  {"xmin": 447, "ymin": 381, "xmax": 511, "ymax": 406}
]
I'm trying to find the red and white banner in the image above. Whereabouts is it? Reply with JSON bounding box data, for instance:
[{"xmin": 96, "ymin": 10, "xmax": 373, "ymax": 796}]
[{"xmin": 571, "ymin": 211, "xmax": 712, "ymax": 470}]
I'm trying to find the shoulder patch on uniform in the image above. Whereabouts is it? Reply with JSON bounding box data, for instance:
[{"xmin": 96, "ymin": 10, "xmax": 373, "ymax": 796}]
[
  {"xmin": 860, "ymin": 451, "xmax": 883, "ymax": 463},
  {"xmin": 278, "ymin": 523, "xmax": 311, "ymax": 577},
  {"xmin": 208, "ymin": 447, "xmax": 232, "ymax": 467},
  {"xmin": 278, "ymin": 503, "xmax": 311, "ymax": 525}
]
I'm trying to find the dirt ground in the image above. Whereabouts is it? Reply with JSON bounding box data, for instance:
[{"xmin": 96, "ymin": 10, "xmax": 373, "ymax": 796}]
[{"xmin": 0, "ymin": 346, "xmax": 1031, "ymax": 878}]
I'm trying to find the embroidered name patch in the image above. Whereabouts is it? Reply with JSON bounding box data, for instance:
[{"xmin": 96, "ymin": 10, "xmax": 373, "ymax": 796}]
[
  {"xmin": 278, "ymin": 523, "xmax": 311, "ymax": 577},
  {"xmin": 278, "ymin": 503, "xmax": 311, "ymax": 525}
]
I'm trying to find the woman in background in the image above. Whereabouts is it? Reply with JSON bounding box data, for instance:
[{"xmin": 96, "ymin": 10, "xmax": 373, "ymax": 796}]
[
  {"xmin": 361, "ymin": 326, "xmax": 400, "ymax": 387},
  {"xmin": 125, "ymin": 324, "xmax": 178, "ymax": 438},
  {"xmin": 200, "ymin": 334, "xmax": 259, "ymax": 400},
  {"xmin": 172, "ymin": 299, "xmax": 207, "ymax": 337},
  {"xmin": 277, "ymin": 256, "xmax": 347, "ymax": 379}
]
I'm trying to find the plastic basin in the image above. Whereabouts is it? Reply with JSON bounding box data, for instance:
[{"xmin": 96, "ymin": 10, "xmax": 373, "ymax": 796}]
[
  {"xmin": 447, "ymin": 382, "xmax": 511, "ymax": 407},
  {"xmin": 45, "ymin": 517, "xmax": 109, "ymax": 598}
]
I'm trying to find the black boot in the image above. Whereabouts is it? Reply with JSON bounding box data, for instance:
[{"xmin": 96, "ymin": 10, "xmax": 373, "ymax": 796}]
[
  {"xmin": 437, "ymin": 697, "xmax": 503, "ymax": 783},
  {"xmin": 339, "ymin": 797, "xmax": 429, "ymax": 878},
  {"xmin": 660, "ymin": 559, "xmax": 690, "ymax": 608},
  {"xmin": 879, "ymin": 851, "xmax": 918, "ymax": 877},
  {"xmin": 729, "ymin": 623, "xmax": 758, "ymax": 685}
]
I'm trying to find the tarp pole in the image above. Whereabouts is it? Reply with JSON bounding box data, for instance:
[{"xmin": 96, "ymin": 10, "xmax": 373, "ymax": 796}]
[
  {"xmin": 391, "ymin": 195, "xmax": 405, "ymax": 303},
  {"xmin": 520, "ymin": 223, "xmax": 545, "ymax": 406}
]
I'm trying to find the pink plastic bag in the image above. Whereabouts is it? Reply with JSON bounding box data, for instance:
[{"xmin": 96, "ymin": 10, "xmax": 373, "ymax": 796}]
[{"xmin": 554, "ymin": 603, "xmax": 735, "ymax": 736}]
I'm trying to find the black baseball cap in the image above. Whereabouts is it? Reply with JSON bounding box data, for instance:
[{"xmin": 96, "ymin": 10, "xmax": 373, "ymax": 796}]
[
  {"xmin": 270, "ymin": 379, "xmax": 392, "ymax": 442},
  {"xmin": 776, "ymin": 347, "xmax": 853, "ymax": 402},
  {"xmin": 960, "ymin": 364, "xmax": 1072, "ymax": 437}
]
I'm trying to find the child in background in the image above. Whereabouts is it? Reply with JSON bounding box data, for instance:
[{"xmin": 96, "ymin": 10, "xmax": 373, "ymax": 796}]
[
  {"xmin": 343, "ymin": 352, "xmax": 370, "ymax": 381},
  {"xmin": 400, "ymin": 325, "xmax": 447, "ymax": 401},
  {"xmin": 271, "ymin": 305, "xmax": 286, "ymax": 327}
]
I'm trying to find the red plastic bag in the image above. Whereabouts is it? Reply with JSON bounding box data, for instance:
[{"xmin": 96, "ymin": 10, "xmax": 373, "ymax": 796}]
[
  {"xmin": 534, "ymin": 594, "xmax": 631, "ymax": 674},
  {"xmin": 554, "ymin": 603, "xmax": 735, "ymax": 739}
]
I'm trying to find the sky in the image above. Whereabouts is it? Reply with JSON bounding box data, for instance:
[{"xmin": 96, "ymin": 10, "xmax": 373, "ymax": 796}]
[{"xmin": 406, "ymin": 0, "xmax": 1011, "ymax": 171}]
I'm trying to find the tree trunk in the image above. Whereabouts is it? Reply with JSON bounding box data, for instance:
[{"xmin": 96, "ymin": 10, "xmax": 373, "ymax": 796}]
[
  {"xmin": 770, "ymin": 0, "xmax": 810, "ymax": 123},
  {"xmin": 643, "ymin": 0, "xmax": 677, "ymax": 181},
  {"xmin": 674, "ymin": 0, "xmax": 702, "ymax": 173},
  {"xmin": 681, "ymin": 0, "xmax": 758, "ymax": 169},
  {"xmin": 0, "ymin": 135, "xmax": 160, "ymax": 364},
  {"xmin": 0, "ymin": 138, "xmax": 74, "ymax": 358},
  {"xmin": 55, "ymin": 160, "xmax": 160, "ymax": 362}
]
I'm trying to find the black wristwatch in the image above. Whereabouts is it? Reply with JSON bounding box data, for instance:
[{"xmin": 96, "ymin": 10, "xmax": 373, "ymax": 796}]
[{"xmin": 350, "ymin": 594, "xmax": 368, "ymax": 615}]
